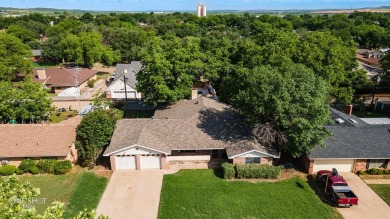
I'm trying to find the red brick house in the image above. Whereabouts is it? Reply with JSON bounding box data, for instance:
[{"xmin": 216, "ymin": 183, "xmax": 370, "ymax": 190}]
[
  {"xmin": 303, "ymin": 108, "xmax": 390, "ymax": 173},
  {"xmin": 104, "ymin": 97, "xmax": 279, "ymax": 170},
  {"xmin": 0, "ymin": 124, "xmax": 78, "ymax": 166}
]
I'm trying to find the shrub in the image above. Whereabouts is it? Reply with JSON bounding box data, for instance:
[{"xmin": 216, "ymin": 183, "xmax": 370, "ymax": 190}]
[
  {"xmin": 235, "ymin": 164, "xmax": 282, "ymax": 179},
  {"xmin": 367, "ymin": 168, "xmax": 383, "ymax": 175},
  {"xmin": 37, "ymin": 159, "xmax": 58, "ymax": 174},
  {"xmin": 0, "ymin": 164, "xmax": 16, "ymax": 176},
  {"xmin": 221, "ymin": 162, "xmax": 235, "ymax": 179},
  {"xmin": 18, "ymin": 158, "xmax": 36, "ymax": 173},
  {"xmin": 54, "ymin": 160, "xmax": 72, "ymax": 175},
  {"xmin": 15, "ymin": 168, "xmax": 24, "ymax": 175},
  {"xmin": 383, "ymin": 169, "xmax": 390, "ymax": 175},
  {"xmin": 87, "ymin": 79, "xmax": 95, "ymax": 88},
  {"xmin": 30, "ymin": 165, "xmax": 40, "ymax": 174}
]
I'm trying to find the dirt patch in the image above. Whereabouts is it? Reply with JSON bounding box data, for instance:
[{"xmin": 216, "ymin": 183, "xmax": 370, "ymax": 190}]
[
  {"xmin": 226, "ymin": 169, "xmax": 307, "ymax": 183},
  {"xmin": 92, "ymin": 170, "xmax": 113, "ymax": 179}
]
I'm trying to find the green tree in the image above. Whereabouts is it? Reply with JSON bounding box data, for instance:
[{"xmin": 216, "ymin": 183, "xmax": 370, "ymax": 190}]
[
  {"xmin": 221, "ymin": 64, "xmax": 331, "ymax": 157},
  {"xmin": 76, "ymin": 109, "xmax": 122, "ymax": 167},
  {"xmin": 0, "ymin": 32, "xmax": 33, "ymax": 81},
  {"xmin": 6, "ymin": 24, "xmax": 37, "ymax": 44},
  {"xmin": 80, "ymin": 12, "xmax": 94, "ymax": 23}
]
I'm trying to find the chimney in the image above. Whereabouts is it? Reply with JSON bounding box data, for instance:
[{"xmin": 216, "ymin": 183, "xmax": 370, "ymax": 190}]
[
  {"xmin": 345, "ymin": 104, "xmax": 353, "ymax": 115},
  {"xmin": 37, "ymin": 69, "xmax": 46, "ymax": 80}
]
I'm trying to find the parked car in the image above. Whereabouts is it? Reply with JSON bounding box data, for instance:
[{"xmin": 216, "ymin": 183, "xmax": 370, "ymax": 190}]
[{"xmin": 316, "ymin": 169, "xmax": 358, "ymax": 207}]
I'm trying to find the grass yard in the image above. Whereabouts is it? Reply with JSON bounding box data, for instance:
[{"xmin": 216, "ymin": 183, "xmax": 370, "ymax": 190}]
[
  {"xmin": 49, "ymin": 111, "xmax": 78, "ymax": 123},
  {"xmin": 32, "ymin": 62, "xmax": 61, "ymax": 68},
  {"xmin": 63, "ymin": 172, "xmax": 108, "ymax": 218},
  {"xmin": 96, "ymin": 72, "xmax": 112, "ymax": 80},
  {"xmin": 352, "ymin": 111, "xmax": 389, "ymax": 118},
  {"xmin": 19, "ymin": 171, "xmax": 108, "ymax": 218},
  {"xmin": 158, "ymin": 170, "xmax": 341, "ymax": 219},
  {"xmin": 369, "ymin": 184, "xmax": 390, "ymax": 206}
]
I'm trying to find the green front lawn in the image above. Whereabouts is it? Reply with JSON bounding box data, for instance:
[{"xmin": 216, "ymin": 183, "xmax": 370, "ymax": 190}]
[
  {"xmin": 158, "ymin": 170, "xmax": 341, "ymax": 219},
  {"xmin": 63, "ymin": 172, "xmax": 108, "ymax": 218},
  {"xmin": 49, "ymin": 111, "xmax": 78, "ymax": 123},
  {"xmin": 96, "ymin": 72, "xmax": 111, "ymax": 80},
  {"xmin": 19, "ymin": 171, "xmax": 108, "ymax": 217},
  {"xmin": 369, "ymin": 184, "xmax": 390, "ymax": 206}
]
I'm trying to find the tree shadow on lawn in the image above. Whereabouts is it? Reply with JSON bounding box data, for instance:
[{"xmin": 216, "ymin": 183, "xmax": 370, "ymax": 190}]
[
  {"xmin": 213, "ymin": 168, "xmax": 224, "ymax": 179},
  {"xmin": 306, "ymin": 175, "xmax": 337, "ymax": 207}
]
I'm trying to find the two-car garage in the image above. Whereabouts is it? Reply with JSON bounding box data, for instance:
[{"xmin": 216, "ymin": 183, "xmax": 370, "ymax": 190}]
[
  {"xmin": 312, "ymin": 159, "xmax": 354, "ymax": 173},
  {"xmin": 107, "ymin": 146, "xmax": 163, "ymax": 170}
]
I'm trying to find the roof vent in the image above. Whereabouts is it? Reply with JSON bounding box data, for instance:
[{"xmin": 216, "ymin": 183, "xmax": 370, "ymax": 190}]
[
  {"xmin": 335, "ymin": 118, "xmax": 345, "ymax": 124},
  {"xmin": 349, "ymin": 119, "xmax": 358, "ymax": 124}
]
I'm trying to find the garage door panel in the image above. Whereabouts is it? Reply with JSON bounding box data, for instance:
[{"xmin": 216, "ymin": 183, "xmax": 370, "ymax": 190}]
[
  {"xmin": 115, "ymin": 156, "xmax": 136, "ymax": 170},
  {"xmin": 140, "ymin": 156, "xmax": 160, "ymax": 169},
  {"xmin": 313, "ymin": 159, "xmax": 354, "ymax": 173}
]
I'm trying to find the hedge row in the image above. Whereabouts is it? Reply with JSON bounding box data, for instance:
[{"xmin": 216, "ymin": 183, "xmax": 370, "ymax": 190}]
[
  {"xmin": 221, "ymin": 163, "xmax": 282, "ymax": 179},
  {"xmin": 0, "ymin": 159, "xmax": 73, "ymax": 176},
  {"xmin": 358, "ymin": 168, "xmax": 390, "ymax": 175}
]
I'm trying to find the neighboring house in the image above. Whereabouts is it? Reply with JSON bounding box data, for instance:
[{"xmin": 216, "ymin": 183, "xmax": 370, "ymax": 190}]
[
  {"xmin": 33, "ymin": 67, "xmax": 98, "ymax": 94},
  {"xmin": 104, "ymin": 97, "xmax": 279, "ymax": 170},
  {"xmin": 302, "ymin": 108, "xmax": 390, "ymax": 173},
  {"xmin": 191, "ymin": 76, "xmax": 217, "ymax": 100},
  {"xmin": 105, "ymin": 62, "xmax": 143, "ymax": 100},
  {"xmin": 31, "ymin": 50, "xmax": 43, "ymax": 62},
  {"xmin": 0, "ymin": 124, "xmax": 78, "ymax": 166},
  {"xmin": 374, "ymin": 101, "xmax": 390, "ymax": 116}
]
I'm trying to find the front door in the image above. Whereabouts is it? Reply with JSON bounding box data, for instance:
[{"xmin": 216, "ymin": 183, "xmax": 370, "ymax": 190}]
[{"xmin": 211, "ymin": 150, "xmax": 219, "ymax": 159}]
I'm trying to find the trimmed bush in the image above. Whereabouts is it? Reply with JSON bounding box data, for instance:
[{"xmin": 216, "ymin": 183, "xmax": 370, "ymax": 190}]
[
  {"xmin": 15, "ymin": 168, "xmax": 24, "ymax": 175},
  {"xmin": 37, "ymin": 159, "xmax": 58, "ymax": 174},
  {"xmin": 235, "ymin": 164, "xmax": 282, "ymax": 179},
  {"xmin": 0, "ymin": 164, "xmax": 16, "ymax": 176},
  {"xmin": 18, "ymin": 158, "xmax": 36, "ymax": 173},
  {"xmin": 364, "ymin": 168, "xmax": 390, "ymax": 175},
  {"xmin": 30, "ymin": 165, "xmax": 40, "ymax": 174},
  {"xmin": 221, "ymin": 162, "xmax": 235, "ymax": 179},
  {"xmin": 54, "ymin": 160, "xmax": 72, "ymax": 175}
]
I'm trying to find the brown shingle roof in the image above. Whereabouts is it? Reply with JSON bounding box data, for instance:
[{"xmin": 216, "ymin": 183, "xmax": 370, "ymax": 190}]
[
  {"xmin": 105, "ymin": 97, "xmax": 279, "ymax": 158},
  {"xmin": 0, "ymin": 124, "xmax": 77, "ymax": 158},
  {"xmin": 33, "ymin": 67, "xmax": 97, "ymax": 87}
]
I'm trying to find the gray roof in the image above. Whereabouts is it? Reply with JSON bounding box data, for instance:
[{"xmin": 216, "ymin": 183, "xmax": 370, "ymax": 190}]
[
  {"xmin": 104, "ymin": 97, "xmax": 279, "ymax": 158},
  {"xmin": 111, "ymin": 61, "xmax": 142, "ymax": 89},
  {"xmin": 330, "ymin": 108, "xmax": 368, "ymax": 127},
  {"xmin": 308, "ymin": 125, "xmax": 390, "ymax": 159}
]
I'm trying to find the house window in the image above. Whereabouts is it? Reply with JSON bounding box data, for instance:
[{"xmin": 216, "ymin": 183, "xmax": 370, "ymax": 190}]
[
  {"xmin": 245, "ymin": 157, "xmax": 261, "ymax": 164},
  {"xmin": 367, "ymin": 159, "xmax": 388, "ymax": 169}
]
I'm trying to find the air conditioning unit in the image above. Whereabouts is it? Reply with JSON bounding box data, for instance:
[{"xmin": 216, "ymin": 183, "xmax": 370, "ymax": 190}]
[{"xmin": 1, "ymin": 160, "xmax": 9, "ymax": 165}]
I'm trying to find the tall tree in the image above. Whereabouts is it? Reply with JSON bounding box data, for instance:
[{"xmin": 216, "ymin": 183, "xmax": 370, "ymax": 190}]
[
  {"xmin": 221, "ymin": 64, "xmax": 330, "ymax": 157},
  {"xmin": 0, "ymin": 32, "xmax": 33, "ymax": 81}
]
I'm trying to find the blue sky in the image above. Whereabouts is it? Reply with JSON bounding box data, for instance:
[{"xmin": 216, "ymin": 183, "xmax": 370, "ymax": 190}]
[{"xmin": 1, "ymin": 0, "xmax": 390, "ymax": 11}]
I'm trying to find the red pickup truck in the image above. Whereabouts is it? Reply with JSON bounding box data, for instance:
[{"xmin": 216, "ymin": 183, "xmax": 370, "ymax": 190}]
[{"xmin": 316, "ymin": 170, "xmax": 358, "ymax": 207}]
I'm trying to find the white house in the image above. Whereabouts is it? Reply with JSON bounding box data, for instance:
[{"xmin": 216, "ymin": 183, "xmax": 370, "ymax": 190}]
[{"xmin": 106, "ymin": 62, "xmax": 143, "ymax": 100}]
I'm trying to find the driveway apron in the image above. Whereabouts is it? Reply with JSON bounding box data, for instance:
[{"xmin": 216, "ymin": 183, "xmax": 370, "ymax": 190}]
[
  {"xmin": 337, "ymin": 172, "xmax": 390, "ymax": 219},
  {"xmin": 96, "ymin": 170, "xmax": 164, "ymax": 219}
]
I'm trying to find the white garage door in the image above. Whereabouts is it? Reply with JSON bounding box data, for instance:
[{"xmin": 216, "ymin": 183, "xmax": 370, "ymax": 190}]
[
  {"xmin": 313, "ymin": 159, "xmax": 354, "ymax": 173},
  {"xmin": 140, "ymin": 156, "xmax": 161, "ymax": 169},
  {"xmin": 115, "ymin": 156, "xmax": 136, "ymax": 170}
]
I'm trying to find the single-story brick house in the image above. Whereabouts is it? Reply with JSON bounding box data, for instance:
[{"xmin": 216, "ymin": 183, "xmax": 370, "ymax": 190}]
[
  {"xmin": 0, "ymin": 124, "xmax": 78, "ymax": 166},
  {"xmin": 104, "ymin": 97, "xmax": 279, "ymax": 170},
  {"xmin": 303, "ymin": 108, "xmax": 390, "ymax": 173},
  {"xmin": 33, "ymin": 67, "xmax": 98, "ymax": 94}
]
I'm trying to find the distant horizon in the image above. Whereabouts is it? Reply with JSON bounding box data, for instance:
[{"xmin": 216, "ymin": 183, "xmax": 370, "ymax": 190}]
[{"xmin": 1, "ymin": 0, "xmax": 390, "ymax": 12}]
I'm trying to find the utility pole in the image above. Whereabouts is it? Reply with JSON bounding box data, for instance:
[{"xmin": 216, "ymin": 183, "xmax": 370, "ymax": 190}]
[
  {"xmin": 73, "ymin": 66, "xmax": 82, "ymax": 115},
  {"xmin": 123, "ymin": 69, "xmax": 128, "ymax": 102}
]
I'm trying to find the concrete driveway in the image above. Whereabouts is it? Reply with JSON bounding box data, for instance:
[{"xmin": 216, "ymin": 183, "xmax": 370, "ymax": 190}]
[
  {"xmin": 337, "ymin": 172, "xmax": 390, "ymax": 219},
  {"xmin": 96, "ymin": 170, "xmax": 164, "ymax": 219}
]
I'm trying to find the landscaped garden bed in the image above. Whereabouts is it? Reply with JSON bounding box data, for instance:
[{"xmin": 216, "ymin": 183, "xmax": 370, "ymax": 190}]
[{"xmin": 158, "ymin": 169, "xmax": 342, "ymax": 219}]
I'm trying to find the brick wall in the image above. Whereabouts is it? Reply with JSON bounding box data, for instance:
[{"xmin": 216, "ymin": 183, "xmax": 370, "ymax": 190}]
[
  {"xmin": 232, "ymin": 157, "xmax": 273, "ymax": 165},
  {"xmin": 353, "ymin": 159, "xmax": 367, "ymax": 172},
  {"xmin": 110, "ymin": 156, "xmax": 116, "ymax": 171},
  {"xmin": 299, "ymin": 155, "xmax": 314, "ymax": 173},
  {"xmin": 233, "ymin": 157, "xmax": 245, "ymax": 165}
]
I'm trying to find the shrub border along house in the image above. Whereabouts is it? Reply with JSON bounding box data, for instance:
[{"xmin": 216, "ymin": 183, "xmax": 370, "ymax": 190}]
[
  {"xmin": 357, "ymin": 168, "xmax": 390, "ymax": 175},
  {"xmin": 222, "ymin": 162, "xmax": 282, "ymax": 179},
  {"xmin": 10, "ymin": 158, "xmax": 73, "ymax": 175}
]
